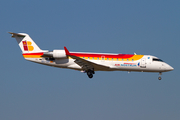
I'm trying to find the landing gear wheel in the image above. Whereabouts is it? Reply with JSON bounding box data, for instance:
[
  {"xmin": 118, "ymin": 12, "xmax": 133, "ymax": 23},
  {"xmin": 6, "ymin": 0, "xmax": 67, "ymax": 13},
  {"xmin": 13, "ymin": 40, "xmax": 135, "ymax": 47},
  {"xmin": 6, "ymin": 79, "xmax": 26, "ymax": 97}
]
[
  {"xmin": 87, "ymin": 71, "xmax": 92, "ymax": 76},
  {"xmin": 88, "ymin": 74, "xmax": 93, "ymax": 78},
  {"xmin": 87, "ymin": 70, "xmax": 94, "ymax": 78},
  {"xmin": 158, "ymin": 76, "xmax": 162, "ymax": 80}
]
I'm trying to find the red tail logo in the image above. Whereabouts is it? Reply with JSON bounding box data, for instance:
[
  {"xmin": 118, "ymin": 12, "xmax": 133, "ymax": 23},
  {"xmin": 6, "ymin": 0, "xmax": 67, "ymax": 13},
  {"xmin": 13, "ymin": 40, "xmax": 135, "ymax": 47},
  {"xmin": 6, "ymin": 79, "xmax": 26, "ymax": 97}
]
[{"xmin": 22, "ymin": 41, "xmax": 34, "ymax": 51}]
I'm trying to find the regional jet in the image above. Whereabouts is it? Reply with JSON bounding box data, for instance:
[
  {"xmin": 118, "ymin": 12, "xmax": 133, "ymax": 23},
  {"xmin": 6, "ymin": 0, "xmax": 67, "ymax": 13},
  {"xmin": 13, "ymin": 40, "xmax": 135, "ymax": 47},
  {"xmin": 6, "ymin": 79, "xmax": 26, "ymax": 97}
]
[{"xmin": 9, "ymin": 32, "xmax": 174, "ymax": 80}]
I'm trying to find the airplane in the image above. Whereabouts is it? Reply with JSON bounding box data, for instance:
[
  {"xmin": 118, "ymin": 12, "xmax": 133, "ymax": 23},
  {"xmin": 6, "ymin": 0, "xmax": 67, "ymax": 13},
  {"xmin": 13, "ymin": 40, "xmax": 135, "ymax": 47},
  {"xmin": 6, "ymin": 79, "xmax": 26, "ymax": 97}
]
[{"xmin": 9, "ymin": 32, "xmax": 174, "ymax": 80}]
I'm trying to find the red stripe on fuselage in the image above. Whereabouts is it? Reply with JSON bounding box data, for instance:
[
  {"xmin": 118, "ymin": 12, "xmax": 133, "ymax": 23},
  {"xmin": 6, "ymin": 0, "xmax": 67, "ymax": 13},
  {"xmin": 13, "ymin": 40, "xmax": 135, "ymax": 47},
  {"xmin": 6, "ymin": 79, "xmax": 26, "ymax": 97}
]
[
  {"xmin": 22, "ymin": 52, "xmax": 134, "ymax": 59},
  {"xmin": 70, "ymin": 53, "xmax": 134, "ymax": 59},
  {"xmin": 22, "ymin": 53, "xmax": 44, "ymax": 55}
]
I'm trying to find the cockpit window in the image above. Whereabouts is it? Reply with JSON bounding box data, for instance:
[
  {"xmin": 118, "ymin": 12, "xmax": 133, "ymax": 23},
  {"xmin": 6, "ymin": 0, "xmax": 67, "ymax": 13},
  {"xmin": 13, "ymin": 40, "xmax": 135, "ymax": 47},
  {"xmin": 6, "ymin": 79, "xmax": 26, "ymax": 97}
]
[{"xmin": 153, "ymin": 58, "xmax": 164, "ymax": 62}]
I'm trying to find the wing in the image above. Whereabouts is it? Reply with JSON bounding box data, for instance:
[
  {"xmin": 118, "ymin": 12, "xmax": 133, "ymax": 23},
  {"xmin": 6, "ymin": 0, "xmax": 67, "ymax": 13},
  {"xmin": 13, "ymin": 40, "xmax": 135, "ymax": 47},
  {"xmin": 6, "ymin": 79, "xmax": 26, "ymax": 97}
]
[{"xmin": 64, "ymin": 47, "xmax": 110, "ymax": 71}]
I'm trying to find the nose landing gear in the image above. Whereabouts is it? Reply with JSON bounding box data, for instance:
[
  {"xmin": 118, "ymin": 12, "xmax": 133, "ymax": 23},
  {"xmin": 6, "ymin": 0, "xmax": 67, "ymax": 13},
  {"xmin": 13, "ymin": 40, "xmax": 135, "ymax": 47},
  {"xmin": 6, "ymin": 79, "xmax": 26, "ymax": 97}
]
[{"xmin": 158, "ymin": 72, "xmax": 162, "ymax": 80}]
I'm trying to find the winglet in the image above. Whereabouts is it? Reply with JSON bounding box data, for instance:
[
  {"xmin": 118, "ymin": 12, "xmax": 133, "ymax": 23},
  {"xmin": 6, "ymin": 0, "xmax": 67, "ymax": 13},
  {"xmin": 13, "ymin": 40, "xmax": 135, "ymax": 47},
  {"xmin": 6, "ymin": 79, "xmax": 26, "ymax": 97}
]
[{"xmin": 64, "ymin": 46, "xmax": 71, "ymax": 56}]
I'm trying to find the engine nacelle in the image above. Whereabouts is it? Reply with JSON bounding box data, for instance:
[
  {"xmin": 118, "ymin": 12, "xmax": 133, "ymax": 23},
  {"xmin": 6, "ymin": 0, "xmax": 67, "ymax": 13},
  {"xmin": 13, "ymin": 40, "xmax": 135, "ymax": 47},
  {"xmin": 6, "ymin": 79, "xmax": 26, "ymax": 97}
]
[{"xmin": 53, "ymin": 50, "xmax": 67, "ymax": 58}]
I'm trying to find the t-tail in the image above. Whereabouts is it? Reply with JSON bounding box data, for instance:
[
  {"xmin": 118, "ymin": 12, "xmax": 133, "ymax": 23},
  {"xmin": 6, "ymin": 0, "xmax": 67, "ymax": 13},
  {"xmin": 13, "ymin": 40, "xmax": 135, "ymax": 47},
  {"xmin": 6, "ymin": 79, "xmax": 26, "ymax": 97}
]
[
  {"xmin": 9, "ymin": 32, "xmax": 49, "ymax": 60},
  {"xmin": 9, "ymin": 32, "xmax": 43, "ymax": 53}
]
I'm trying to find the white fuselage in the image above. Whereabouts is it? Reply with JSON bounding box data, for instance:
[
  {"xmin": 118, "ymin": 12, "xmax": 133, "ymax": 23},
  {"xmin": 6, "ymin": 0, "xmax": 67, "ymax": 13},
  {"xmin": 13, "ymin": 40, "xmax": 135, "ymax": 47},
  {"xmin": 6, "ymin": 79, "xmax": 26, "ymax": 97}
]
[{"xmin": 25, "ymin": 53, "xmax": 173, "ymax": 73}]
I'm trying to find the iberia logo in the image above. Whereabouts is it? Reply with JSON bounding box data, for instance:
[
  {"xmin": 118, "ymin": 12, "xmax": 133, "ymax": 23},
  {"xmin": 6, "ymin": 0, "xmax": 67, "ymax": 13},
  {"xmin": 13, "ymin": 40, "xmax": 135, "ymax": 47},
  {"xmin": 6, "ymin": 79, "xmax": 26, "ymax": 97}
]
[{"xmin": 22, "ymin": 41, "xmax": 34, "ymax": 51}]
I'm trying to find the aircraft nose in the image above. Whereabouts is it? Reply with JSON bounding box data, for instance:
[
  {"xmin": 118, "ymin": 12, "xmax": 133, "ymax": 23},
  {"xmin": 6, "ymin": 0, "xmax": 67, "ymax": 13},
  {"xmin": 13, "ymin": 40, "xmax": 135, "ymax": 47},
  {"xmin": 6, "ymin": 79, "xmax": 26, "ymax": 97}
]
[{"xmin": 167, "ymin": 65, "xmax": 174, "ymax": 71}]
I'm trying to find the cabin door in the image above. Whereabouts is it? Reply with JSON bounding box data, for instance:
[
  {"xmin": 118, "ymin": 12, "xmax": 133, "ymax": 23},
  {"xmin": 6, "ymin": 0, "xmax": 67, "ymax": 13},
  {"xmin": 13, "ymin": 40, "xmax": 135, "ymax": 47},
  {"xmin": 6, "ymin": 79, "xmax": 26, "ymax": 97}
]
[{"xmin": 140, "ymin": 58, "xmax": 146, "ymax": 68}]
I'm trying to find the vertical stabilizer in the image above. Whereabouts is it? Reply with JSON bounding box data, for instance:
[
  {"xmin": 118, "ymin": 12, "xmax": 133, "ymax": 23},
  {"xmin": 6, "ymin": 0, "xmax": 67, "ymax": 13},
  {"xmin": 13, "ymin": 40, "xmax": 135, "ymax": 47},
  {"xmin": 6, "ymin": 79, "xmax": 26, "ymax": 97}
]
[{"xmin": 9, "ymin": 32, "xmax": 42, "ymax": 53}]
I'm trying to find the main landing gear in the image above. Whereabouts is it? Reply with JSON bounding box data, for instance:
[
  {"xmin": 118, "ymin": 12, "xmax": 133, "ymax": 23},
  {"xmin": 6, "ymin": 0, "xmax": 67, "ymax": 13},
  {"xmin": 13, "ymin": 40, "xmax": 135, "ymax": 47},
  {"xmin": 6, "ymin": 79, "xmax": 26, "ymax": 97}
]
[
  {"xmin": 158, "ymin": 72, "xmax": 162, "ymax": 80},
  {"xmin": 87, "ymin": 70, "xmax": 95, "ymax": 78}
]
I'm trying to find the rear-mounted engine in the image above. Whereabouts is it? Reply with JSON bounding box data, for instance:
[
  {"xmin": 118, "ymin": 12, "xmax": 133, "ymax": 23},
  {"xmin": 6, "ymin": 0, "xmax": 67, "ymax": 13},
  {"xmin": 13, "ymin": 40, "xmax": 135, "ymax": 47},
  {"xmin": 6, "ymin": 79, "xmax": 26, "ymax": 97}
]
[{"xmin": 53, "ymin": 50, "xmax": 67, "ymax": 58}]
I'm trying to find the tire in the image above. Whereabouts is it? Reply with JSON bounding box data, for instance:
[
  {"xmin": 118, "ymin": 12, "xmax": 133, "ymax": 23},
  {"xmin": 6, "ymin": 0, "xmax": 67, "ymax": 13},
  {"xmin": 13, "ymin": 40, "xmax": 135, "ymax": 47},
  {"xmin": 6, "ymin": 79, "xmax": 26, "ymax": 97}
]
[
  {"xmin": 87, "ymin": 71, "xmax": 92, "ymax": 76},
  {"xmin": 88, "ymin": 74, "xmax": 93, "ymax": 78}
]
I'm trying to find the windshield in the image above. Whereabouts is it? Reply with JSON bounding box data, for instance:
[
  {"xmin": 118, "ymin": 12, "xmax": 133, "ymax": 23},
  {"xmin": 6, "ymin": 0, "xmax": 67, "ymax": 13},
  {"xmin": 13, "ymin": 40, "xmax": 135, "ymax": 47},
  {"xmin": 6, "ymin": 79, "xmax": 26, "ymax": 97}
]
[{"xmin": 153, "ymin": 58, "xmax": 164, "ymax": 62}]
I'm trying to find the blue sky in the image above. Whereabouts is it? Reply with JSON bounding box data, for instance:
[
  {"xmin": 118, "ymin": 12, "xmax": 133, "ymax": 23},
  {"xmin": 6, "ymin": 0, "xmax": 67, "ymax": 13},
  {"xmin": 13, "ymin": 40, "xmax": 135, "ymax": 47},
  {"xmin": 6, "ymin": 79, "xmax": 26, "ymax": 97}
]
[{"xmin": 1, "ymin": 0, "xmax": 180, "ymax": 120}]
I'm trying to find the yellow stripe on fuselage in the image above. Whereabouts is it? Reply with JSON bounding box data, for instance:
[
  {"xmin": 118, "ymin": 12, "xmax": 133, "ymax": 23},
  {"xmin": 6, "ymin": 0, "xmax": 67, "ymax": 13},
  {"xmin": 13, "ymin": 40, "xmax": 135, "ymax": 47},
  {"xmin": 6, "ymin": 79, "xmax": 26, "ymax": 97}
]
[
  {"xmin": 23, "ymin": 53, "xmax": 144, "ymax": 61},
  {"xmin": 129, "ymin": 55, "xmax": 144, "ymax": 61},
  {"xmin": 23, "ymin": 55, "xmax": 42, "ymax": 58},
  {"xmin": 69, "ymin": 55, "xmax": 144, "ymax": 61}
]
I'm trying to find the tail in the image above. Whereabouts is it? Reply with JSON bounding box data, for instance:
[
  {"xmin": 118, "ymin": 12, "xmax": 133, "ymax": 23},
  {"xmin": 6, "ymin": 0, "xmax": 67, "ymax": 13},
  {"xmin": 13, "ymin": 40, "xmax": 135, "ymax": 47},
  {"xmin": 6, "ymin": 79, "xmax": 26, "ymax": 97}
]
[{"xmin": 9, "ymin": 32, "xmax": 42, "ymax": 53}]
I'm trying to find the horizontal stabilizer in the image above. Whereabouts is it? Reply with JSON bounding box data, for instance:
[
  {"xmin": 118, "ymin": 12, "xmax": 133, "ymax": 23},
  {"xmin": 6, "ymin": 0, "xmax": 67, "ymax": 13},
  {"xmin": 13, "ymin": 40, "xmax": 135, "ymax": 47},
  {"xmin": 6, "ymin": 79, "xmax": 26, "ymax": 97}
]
[{"xmin": 9, "ymin": 32, "xmax": 26, "ymax": 37}]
